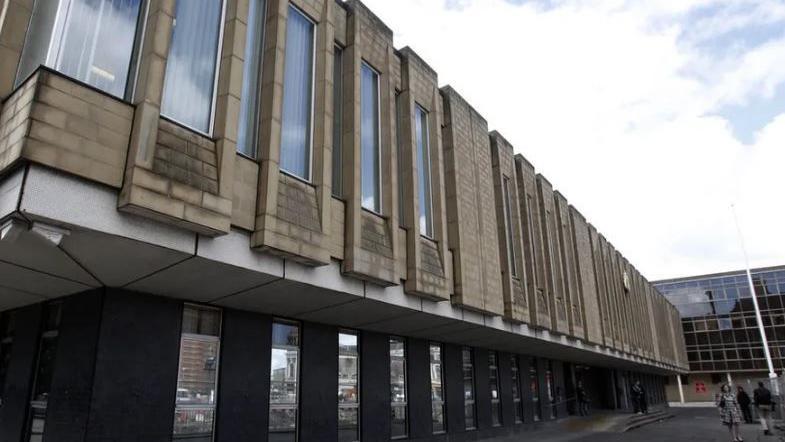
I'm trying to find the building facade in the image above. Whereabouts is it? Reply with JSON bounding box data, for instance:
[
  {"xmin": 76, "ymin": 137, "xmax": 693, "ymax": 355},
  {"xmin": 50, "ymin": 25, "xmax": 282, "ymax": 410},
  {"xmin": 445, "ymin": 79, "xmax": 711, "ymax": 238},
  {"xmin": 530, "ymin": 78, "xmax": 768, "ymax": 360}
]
[
  {"xmin": 656, "ymin": 266, "xmax": 785, "ymax": 403},
  {"xmin": 0, "ymin": 0, "xmax": 686, "ymax": 441}
]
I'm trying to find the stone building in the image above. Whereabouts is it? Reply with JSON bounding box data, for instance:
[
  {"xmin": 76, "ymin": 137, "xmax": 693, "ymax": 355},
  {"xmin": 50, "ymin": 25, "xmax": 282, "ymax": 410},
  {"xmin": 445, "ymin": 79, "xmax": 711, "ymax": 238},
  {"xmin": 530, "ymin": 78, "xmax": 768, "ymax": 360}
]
[{"xmin": 0, "ymin": 0, "xmax": 686, "ymax": 441}]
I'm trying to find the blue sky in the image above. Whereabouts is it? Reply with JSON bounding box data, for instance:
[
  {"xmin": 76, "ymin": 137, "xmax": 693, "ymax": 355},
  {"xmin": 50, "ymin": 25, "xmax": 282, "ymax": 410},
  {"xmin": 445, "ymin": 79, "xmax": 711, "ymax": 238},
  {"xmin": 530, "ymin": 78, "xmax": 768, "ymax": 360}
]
[{"xmin": 362, "ymin": 0, "xmax": 785, "ymax": 280}]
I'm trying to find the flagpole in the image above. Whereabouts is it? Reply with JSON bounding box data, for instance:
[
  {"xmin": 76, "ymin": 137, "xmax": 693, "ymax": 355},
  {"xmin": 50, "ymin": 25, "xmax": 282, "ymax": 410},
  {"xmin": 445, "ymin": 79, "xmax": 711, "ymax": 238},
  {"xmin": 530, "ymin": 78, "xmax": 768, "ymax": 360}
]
[{"xmin": 731, "ymin": 204, "xmax": 778, "ymax": 393}]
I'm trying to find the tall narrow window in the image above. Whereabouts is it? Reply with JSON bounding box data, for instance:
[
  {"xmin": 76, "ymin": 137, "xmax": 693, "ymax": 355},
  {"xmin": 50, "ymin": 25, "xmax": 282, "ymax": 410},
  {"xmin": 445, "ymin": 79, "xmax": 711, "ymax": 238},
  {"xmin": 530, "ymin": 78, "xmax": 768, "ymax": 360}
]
[
  {"xmin": 26, "ymin": 303, "xmax": 62, "ymax": 441},
  {"xmin": 17, "ymin": 0, "xmax": 144, "ymax": 98},
  {"xmin": 489, "ymin": 352, "xmax": 502, "ymax": 426},
  {"xmin": 173, "ymin": 305, "xmax": 221, "ymax": 441},
  {"xmin": 161, "ymin": 0, "xmax": 225, "ymax": 133},
  {"xmin": 429, "ymin": 343, "xmax": 445, "ymax": 434},
  {"xmin": 395, "ymin": 92, "xmax": 405, "ymax": 225},
  {"xmin": 390, "ymin": 337, "xmax": 407, "ymax": 439},
  {"xmin": 462, "ymin": 347, "xmax": 476, "ymax": 430},
  {"xmin": 529, "ymin": 357, "xmax": 541, "ymax": 422},
  {"xmin": 415, "ymin": 105, "xmax": 433, "ymax": 237},
  {"xmin": 332, "ymin": 46, "xmax": 344, "ymax": 196},
  {"xmin": 361, "ymin": 62, "xmax": 381, "ymax": 213},
  {"xmin": 338, "ymin": 332, "xmax": 359, "ymax": 442},
  {"xmin": 503, "ymin": 177, "xmax": 517, "ymax": 277},
  {"xmin": 546, "ymin": 360, "xmax": 556, "ymax": 419},
  {"xmin": 280, "ymin": 6, "xmax": 315, "ymax": 180},
  {"xmin": 511, "ymin": 355, "xmax": 524, "ymax": 423},
  {"xmin": 0, "ymin": 312, "xmax": 15, "ymax": 405},
  {"xmin": 270, "ymin": 321, "xmax": 300, "ymax": 442},
  {"xmin": 525, "ymin": 195, "xmax": 536, "ymax": 286},
  {"xmin": 237, "ymin": 0, "xmax": 267, "ymax": 157}
]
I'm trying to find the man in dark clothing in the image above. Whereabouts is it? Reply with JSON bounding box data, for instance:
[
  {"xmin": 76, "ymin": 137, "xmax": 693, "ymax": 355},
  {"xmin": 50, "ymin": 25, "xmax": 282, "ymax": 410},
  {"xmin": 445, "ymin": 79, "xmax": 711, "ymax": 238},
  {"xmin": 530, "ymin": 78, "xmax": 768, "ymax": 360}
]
[
  {"xmin": 754, "ymin": 382, "xmax": 774, "ymax": 435},
  {"xmin": 576, "ymin": 381, "xmax": 590, "ymax": 416},
  {"xmin": 631, "ymin": 380, "xmax": 647, "ymax": 414},
  {"xmin": 737, "ymin": 386, "xmax": 753, "ymax": 424}
]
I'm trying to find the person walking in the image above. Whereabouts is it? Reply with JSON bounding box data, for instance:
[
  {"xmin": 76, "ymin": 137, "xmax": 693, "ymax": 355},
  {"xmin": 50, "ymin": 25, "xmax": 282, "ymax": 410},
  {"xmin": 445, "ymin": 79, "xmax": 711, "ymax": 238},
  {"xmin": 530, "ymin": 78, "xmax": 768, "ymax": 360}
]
[
  {"xmin": 736, "ymin": 386, "xmax": 753, "ymax": 424},
  {"xmin": 631, "ymin": 380, "xmax": 647, "ymax": 414},
  {"xmin": 717, "ymin": 383, "xmax": 744, "ymax": 442},
  {"xmin": 754, "ymin": 381, "xmax": 775, "ymax": 436},
  {"xmin": 576, "ymin": 381, "xmax": 589, "ymax": 416}
]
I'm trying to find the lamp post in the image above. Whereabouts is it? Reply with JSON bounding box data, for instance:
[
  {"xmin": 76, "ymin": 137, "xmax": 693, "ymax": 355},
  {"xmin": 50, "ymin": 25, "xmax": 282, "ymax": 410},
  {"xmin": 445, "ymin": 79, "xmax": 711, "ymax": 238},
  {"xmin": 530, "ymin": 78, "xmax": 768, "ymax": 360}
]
[{"xmin": 731, "ymin": 205, "xmax": 778, "ymax": 393}]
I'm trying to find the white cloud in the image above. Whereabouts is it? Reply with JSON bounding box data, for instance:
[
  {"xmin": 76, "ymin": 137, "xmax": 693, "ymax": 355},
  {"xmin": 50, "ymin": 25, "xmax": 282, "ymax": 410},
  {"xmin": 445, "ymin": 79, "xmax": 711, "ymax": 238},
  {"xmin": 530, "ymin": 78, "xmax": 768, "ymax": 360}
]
[{"xmin": 360, "ymin": 0, "xmax": 785, "ymax": 280}]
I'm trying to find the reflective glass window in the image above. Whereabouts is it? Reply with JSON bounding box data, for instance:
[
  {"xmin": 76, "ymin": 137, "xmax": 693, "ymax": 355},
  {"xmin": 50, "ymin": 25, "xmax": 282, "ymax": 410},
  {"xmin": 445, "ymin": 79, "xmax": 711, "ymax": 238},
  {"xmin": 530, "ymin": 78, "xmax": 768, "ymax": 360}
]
[
  {"xmin": 361, "ymin": 63, "xmax": 381, "ymax": 213},
  {"xmin": 390, "ymin": 337, "xmax": 407, "ymax": 438},
  {"xmin": 161, "ymin": 0, "xmax": 224, "ymax": 133},
  {"xmin": 236, "ymin": 0, "xmax": 267, "ymax": 157},
  {"xmin": 503, "ymin": 176, "xmax": 517, "ymax": 277},
  {"xmin": 269, "ymin": 321, "xmax": 300, "ymax": 442},
  {"xmin": 0, "ymin": 312, "xmax": 16, "ymax": 403},
  {"xmin": 529, "ymin": 357, "xmax": 541, "ymax": 422},
  {"xmin": 415, "ymin": 105, "xmax": 433, "ymax": 237},
  {"xmin": 338, "ymin": 332, "xmax": 359, "ymax": 442},
  {"xmin": 17, "ymin": 0, "xmax": 144, "ymax": 98},
  {"xmin": 173, "ymin": 305, "xmax": 221, "ymax": 441},
  {"xmin": 511, "ymin": 355, "xmax": 523, "ymax": 423},
  {"xmin": 489, "ymin": 352, "xmax": 501, "ymax": 426},
  {"xmin": 26, "ymin": 302, "xmax": 62, "ymax": 442},
  {"xmin": 429, "ymin": 343, "xmax": 445, "ymax": 434},
  {"xmin": 462, "ymin": 347, "xmax": 476, "ymax": 429},
  {"xmin": 280, "ymin": 5, "xmax": 315, "ymax": 179},
  {"xmin": 332, "ymin": 46, "xmax": 344, "ymax": 196}
]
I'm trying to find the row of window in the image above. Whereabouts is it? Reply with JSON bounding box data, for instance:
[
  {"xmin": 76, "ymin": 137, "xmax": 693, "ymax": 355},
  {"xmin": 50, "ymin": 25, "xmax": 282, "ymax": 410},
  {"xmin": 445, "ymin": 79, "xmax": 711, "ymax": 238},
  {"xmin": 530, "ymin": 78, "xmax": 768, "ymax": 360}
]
[
  {"xmin": 16, "ymin": 0, "xmax": 438, "ymax": 237},
  {"xmin": 1, "ymin": 302, "xmax": 567, "ymax": 442}
]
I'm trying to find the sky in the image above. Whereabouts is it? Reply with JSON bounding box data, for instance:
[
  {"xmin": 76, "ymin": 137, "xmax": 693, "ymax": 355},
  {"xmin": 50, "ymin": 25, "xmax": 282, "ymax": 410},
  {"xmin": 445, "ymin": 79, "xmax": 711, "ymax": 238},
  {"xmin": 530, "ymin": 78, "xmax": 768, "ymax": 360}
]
[{"xmin": 360, "ymin": 0, "xmax": 785, "ymax": 281}]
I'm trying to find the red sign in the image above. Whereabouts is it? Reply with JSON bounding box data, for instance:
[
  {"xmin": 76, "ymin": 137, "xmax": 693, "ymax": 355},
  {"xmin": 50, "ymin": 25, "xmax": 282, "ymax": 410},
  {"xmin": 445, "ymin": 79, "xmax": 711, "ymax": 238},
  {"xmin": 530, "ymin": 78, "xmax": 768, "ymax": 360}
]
[{"xmin": 695, "ymin": 381, "xmax": 706, "ymax": 393}]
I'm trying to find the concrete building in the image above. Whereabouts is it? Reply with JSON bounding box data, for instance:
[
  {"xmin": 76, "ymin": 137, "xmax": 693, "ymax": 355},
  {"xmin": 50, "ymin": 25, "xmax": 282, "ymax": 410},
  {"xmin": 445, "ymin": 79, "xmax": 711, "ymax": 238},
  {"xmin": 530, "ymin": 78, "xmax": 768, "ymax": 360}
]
[
  {"xmin": 0, "ymin": 1, "xmax": 686, "ymax": 441},
  {"xmin": 656, "ymin": 266, "xmax": 785, "ymax": 404}
]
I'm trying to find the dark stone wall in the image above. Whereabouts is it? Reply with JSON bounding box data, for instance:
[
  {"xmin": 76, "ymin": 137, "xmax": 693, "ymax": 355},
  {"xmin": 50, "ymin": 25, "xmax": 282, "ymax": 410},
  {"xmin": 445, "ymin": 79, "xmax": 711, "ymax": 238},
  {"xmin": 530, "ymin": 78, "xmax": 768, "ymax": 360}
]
[
  {"xmin": 300, "ymin": 321, "xmax": 338, "ymax": 442},
  {"xmin": 0, "ymin": 303, "xmax": 43, "ymax": 442},
  {"xmin": 407, "ymin": 338, "xmax": 432, "ymax": 439},
  {"xmin": 360, "ymin": 331, "xmax": 390, "ymax": 442},
  {"xmin": 473, "ymin": 348, "xmax": 491, "ymax": 430},
  {"xmin": 85, "ymin": 290, "xmax": 182, "ymax": 442},
  {"xmin": 444, "ymin": 344, "xmax": 465, "ymax": 434},
  {"xmin": 44, "ymin": 290, "xmax": 104, "ymax": 442},
  {"xmin": 215, "ymin": 310, "xmax": 272, "ymax": 442}
]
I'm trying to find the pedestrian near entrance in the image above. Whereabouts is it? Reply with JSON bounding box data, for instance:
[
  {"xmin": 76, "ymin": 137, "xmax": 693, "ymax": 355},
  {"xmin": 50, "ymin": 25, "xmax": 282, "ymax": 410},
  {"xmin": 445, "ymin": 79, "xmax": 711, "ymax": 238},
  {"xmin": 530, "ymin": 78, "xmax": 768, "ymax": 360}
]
[
  {"xmin": 736, "ymin": 386, "xmax": 753, "ymax": 424},
  {"xmin": 631, "ymin": 380, "xmax": 648, "ymax": 414},
  {"xmin": 754, "ymin": 381, "xmax": 775, "ymax": 435},
  {"xmin": 576, "ymin": 381, "xmax": 590, "ymax": 416},
  {"xmin": 716, "ymin": 383, "xmax": 744, "ymax": 442}
]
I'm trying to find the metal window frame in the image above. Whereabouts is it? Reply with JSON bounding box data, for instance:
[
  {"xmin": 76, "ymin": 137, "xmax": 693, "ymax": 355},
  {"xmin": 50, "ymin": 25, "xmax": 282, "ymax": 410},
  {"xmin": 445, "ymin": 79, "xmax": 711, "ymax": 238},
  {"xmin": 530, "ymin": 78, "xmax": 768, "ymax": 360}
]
[
  {"xmin": 269, "ymin": 319, "xmax": 302, "ymax": 440},
  {"xmin": 389, "ymin": 335, "xmax": 408, "ymax": 439},
  {"xmin": 360, "ymin": 60, "xmax": 383, "ymax": 215},
  {"xmin": 462, "ymin": 346, "xmax": 477, "ymax": 430},
  {"xmin": 414, "ymin": 103, "xmax": 434, "ymax": 239},
  {"xmin": 338, "ymin": 329, "xmax": 360, "ymax": 442},
  {"xmin": 173, "ymin": 304, "xmax": 223, "ymax": 442},
  {"xmin": 429, "ymin": 342, "xmax": 446, "ymax": 434},
  {"xmin": 236, "ymin": 0, "xmax": 269, "ymax": 159}
]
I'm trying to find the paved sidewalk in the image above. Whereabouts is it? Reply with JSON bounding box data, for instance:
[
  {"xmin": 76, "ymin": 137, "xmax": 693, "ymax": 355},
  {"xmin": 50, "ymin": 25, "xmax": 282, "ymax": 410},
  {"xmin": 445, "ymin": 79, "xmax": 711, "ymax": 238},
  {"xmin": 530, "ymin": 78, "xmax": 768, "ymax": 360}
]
[{"xmin": 493, "ymin": 408, "xmax": 780, "ymax": 442}]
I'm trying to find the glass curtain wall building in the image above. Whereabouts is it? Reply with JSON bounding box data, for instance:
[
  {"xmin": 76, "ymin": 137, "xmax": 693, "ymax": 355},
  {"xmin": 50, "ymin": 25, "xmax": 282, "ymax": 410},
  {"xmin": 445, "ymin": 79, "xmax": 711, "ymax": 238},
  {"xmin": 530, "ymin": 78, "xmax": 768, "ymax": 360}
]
[{"xmin": 656, "ymin": 265, "xmax": 785, "ymax": 402}]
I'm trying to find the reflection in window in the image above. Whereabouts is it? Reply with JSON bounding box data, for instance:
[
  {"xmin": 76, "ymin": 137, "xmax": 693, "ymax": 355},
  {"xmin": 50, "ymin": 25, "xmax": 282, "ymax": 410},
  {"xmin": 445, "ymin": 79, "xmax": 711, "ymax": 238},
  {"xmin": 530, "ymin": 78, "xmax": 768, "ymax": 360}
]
[
  {"xmin": 529, "ymin": 357, "xmax": 541, "ymax": 422},
  {"xmin": 390, "ymin": 337, "xmax": 407, "ymax": 439},
  {"xmin": 332, "ymin": 46, "xmax": 344, "ymax": 196},
  {"xmin": 338, "ymin": 332, "xmax": 359, "ymax": 442},
  {"xmin": 236, "ymin": 0, "xmax": 267, "ymax": 157},
  {"xmin": 511, "ymin": 355, "xmax": 523, "ymax": 423},
  {"xmin": 280, "ymin": 5, "xmax": 315, "ymax": 179},
  {"xmin": 361, "ymin": 63, "xmax": 381, "ymax": 213},
  {"xmin": 173, "ymin": 305, "xmax": 221, "ymax": 442},
  {"xmin": 546, "ymin": 360, "xmax": 556, "ymax": 419},
  {"xmin": 26, "ymin": 302, "xmax": 62, "ymax": 442},
  {"xmin": 161, "ymin": 0, "xmax": 224, "ymax": 133},
  {"xmin": 415, "ymin": 105, "xmax": 433, "ymax": 237},
  {"xmin": 270, "ymin": 321, "xmax": 300, "ymax": 442},
  {"xmin": 17, "ymin": 0, "xmax": 144, "ymax": 98},
  {"xmin": 503, "ymin": 177, "xmax": 517, "ymax": 277},
  {"xmin": 395, "ymin": 92, "xmax": 405, "ymax": 225},
  {"xmin": 462, "ymin": 347, "xmax": 476, "ymax": 430},
  {"xmin": 0, "ymin": 312, "xmax": 16, "ymax": 405},
  {"xmin": 489, "ymin": 352, "xmax": 501, "ymax": 426},
  {"xmin": 429, "ymin": 343, "xmax": 445, "ymax": 434}
]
